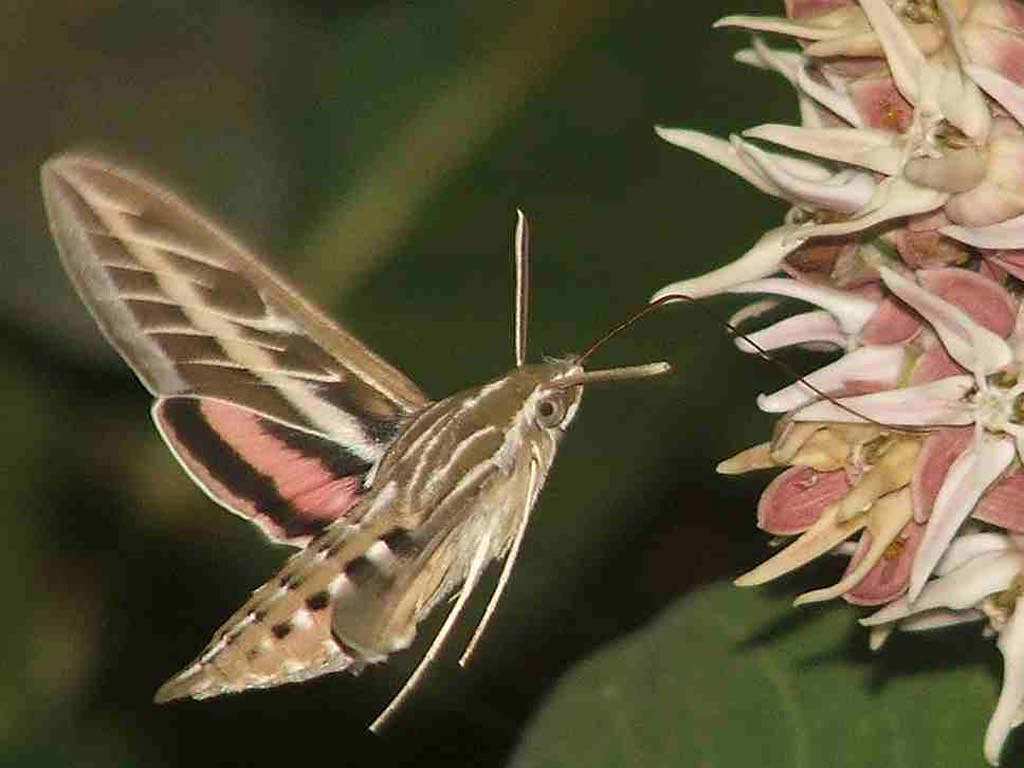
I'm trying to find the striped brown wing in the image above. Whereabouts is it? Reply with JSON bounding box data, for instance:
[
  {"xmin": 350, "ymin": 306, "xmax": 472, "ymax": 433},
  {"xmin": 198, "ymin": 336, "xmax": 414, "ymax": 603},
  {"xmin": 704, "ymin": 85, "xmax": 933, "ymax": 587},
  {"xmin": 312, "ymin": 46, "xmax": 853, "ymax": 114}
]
[{"xmin": 43, "ymin": 154, "xmax": 430, "ymax": 539}]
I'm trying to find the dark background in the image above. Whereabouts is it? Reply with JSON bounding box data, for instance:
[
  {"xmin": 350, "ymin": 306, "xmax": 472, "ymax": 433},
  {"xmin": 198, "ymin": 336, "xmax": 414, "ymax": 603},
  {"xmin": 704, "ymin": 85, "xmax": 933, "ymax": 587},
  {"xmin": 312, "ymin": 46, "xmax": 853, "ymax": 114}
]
[{"xmin": 2, "ymin": 1, "xmax": 800, "ymax": 765}]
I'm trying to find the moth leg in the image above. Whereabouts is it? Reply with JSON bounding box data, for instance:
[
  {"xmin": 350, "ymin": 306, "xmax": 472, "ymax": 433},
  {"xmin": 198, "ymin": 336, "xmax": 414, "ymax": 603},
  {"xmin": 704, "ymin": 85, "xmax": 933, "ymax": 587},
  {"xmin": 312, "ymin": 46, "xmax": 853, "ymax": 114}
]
[
  {"xmin": 368, "ymin": 534, "xmax": 492, "ymax": 733},
  {"xmin": 459, "ymin": 459, "xmax": 539, "ymax": 667}
]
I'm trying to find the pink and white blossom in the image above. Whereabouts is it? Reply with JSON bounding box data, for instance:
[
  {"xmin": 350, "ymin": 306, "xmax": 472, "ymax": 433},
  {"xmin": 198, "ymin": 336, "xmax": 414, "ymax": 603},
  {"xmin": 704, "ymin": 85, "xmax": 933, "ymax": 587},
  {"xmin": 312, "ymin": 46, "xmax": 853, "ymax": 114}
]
[{"xmin": 659, "ymin": 1, "xmax": 1024, "ymax": 762}]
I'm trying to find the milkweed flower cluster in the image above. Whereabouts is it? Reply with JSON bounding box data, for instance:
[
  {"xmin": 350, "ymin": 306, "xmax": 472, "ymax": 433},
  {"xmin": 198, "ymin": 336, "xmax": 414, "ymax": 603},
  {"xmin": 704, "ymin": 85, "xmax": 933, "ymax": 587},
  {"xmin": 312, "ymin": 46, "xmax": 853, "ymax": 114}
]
[{"xmin": 654, "ymin": 1, "xmax": 1024, "ymax": 763}]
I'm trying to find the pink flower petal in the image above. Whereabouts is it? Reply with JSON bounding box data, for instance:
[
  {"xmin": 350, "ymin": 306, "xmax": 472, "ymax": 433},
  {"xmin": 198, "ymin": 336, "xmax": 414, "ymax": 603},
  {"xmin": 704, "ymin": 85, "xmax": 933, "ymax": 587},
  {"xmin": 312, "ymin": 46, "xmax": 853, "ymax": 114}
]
[
  {"xmin": 757, "ymin": 344, "xmax": 905, "ymax": 413},
  {"xmin": 735, "ymin": 310, "xmax": 846, "ymax": 352},
  {"xmin": 911, "ymin": 426, "xmax": 974, "ymax": 523},
  {"xmin": 793, "ymin": 375, "xmax": 974, "ymax": 426},
  {"xmin": 918, "ymin": 268, "xmax": 1018, "ymax": 337},
  {"xmin": 974, "ymin": 470, "xmax": 1024, "ymax": 533},
  {"xmin": 756, "ymin": 465, "xmax": 853, "ymax": 535},
  {"xmin": 848, "ymin": 74, "xmax": 914, "ymax": 132},
  {"xmin": 986, "ymin": 250, "xmax": 1024, "ymax": 282},
  {"xmin": 909, "ymin": 340, "xmax": 968, "ymax": 385},
  {"xmin": 891, "ymin": 223, "xmax": 971, "ymax": 269},
  {"xmin": 909, "ymin": 435, "xmax": 1017, "ymax": 601},
  {"xmin": 859, "ymin": 296, "xmax": 922, "ymax": 344},
  {"xmin": 878, "ymin": 266, "xmax": 1013, "ymax": 375},
  {"xmin": 844, "ymin": 519, "xmax": 925, "ymax": 605},
  {"xmin": 964, "ymin": 22, "xmax": 1024, "ymax": 87}
]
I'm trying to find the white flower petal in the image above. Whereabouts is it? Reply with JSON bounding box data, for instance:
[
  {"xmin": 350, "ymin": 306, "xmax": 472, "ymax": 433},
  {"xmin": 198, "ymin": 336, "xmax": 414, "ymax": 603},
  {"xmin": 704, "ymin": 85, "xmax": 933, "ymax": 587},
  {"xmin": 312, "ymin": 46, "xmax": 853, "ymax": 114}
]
[
  {"xmin": 937, "ymin": 62, "xmax": 992, "ymax": 142},
  {"xmin": 732, "ymin": 135, "xmax": 834, "ymax": 182},
  {"xmin": 654, "ymin": 127, "xmax": 783, "ymax": 197},
  {"xmin": 936, "ymin": 533, "xmax": 1017, "ymax": 576},
  {"xmin": 735, "ymin": 38, "xmax": 804, "ymax": 80},
  {"xmin": 793, "ymin": 375, "xmax": 974, "ymax": 426},
  {"xmin": 795, "ymin": 63, "xmax": 864, "ymax": 127},
  {"xmin": 736, "ymin": 40, "xmax": 826, "ymax": 129},
  {"xmin": 793, "ymin": 177, "xmax": 947, "ymax": 241},
  {"xmin": 744, "ymin": 123, "xmax": 903, "ymax": 175},
  {"xmin": 738, "ymin": 135, "xmax": 877, "ymax": 213},
  {"xmin": 861, "ymin": 549, "xmax": 1022, "ymax": 626},
  {"xmin": 878, "ymin": 265, "xmax": 1013, "ymax": 375},
  {"xmin": 651, "ymin": 225, "xmax": 806, "ymax": 301},
  {"xmin": 714, "ymin": 14, "xmax": 850, "ymax": 40},
  {"xmin": 909, "ymin": 436, "xmax": 1016, "ymax": 602},
  {"xmin": 986, "ymin": 593, "xmax": 1024, "ymax": 765},
  {"xmin": 757, "ymin": 344, "xmax": 906, "ymax": 413},
  {"xmin": 869, "ymin": 623, "xmax": 894, "ymax": 651},
  {"xmin": 734, "ymin": 310, "xmax": 845, "ymax": 353},
  {"xmin": 725, "ymin": 277, "xmax": 878, "ymax": 334},
  {"xmin": 936, "ymin": 0, "xmax": 969, "ymax": 63},
  {"xmin": 728, "ymin": 298, "xmax": 780, "ymax": 327},
  {"xmin": 857, "ymin": 0, "xmax": 926, "ymax": 105},
  {"xmin": 941, "ymin": 213, "xmax": 1024, "ymax": 250},
  {"xmin": 966, "ymin": 64, "xmax": 1024, "ymax": 131},
  {"xmin": 899, "ymin": 607, "xmax": 985, "ymax": 632}
]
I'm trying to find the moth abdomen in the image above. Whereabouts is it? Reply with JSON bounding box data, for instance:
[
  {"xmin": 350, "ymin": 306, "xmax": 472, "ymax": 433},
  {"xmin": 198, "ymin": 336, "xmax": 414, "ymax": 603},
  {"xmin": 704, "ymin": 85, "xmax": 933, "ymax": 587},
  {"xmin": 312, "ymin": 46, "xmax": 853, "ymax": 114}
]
[{"xmin": 154, "ymin": 508, "xmax": 418, "ymax": 701}]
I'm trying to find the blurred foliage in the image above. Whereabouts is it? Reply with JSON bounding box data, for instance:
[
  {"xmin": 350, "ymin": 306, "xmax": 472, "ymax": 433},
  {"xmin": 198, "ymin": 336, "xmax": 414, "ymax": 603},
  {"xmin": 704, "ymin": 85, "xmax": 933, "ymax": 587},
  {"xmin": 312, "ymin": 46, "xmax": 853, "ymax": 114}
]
[
  {"xmin": 1, "ymin": 0, "xmax": 1005, "ymax": 766},
  {"xmin": 511, "ymin": 582, "xmax": 1001, "ymax": 767}
]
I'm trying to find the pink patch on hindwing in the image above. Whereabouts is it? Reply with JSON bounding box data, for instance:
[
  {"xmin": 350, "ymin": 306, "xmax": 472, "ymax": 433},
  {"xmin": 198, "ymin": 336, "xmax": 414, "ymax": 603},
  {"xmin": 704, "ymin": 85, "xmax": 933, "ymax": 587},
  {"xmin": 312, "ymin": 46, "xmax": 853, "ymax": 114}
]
[{"xmin": 155, "ymin": 397, "xmax": 367, "ymax": 545}]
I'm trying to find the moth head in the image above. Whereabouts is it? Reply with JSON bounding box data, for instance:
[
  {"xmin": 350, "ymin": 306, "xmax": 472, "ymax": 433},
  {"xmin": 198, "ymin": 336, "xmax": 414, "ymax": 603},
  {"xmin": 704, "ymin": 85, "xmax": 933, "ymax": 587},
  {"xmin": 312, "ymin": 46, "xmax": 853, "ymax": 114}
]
[
  {"xmin": 534, "ymin": 360, "xmax": 584, "ymax": 431},
  {"xmin": 507, "ymin": 210, "xmax": 670, "ymax": 431}
]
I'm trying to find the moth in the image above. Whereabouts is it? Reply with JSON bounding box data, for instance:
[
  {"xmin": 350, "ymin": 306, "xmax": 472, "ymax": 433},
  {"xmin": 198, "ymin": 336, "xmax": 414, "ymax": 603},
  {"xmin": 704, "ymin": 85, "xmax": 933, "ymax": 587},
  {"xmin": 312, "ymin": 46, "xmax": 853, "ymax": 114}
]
[{"xmin": 42, "ymin": 154, "xmax": 669, "ymax": 730}]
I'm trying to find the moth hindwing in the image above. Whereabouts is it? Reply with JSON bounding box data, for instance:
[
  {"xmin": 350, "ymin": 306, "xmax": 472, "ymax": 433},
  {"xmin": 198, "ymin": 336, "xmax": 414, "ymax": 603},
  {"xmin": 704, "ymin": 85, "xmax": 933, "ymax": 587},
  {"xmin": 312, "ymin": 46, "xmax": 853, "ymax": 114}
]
[{"xmin": 43, "ymin": 156, "xmax": 670, "ymax": 729}]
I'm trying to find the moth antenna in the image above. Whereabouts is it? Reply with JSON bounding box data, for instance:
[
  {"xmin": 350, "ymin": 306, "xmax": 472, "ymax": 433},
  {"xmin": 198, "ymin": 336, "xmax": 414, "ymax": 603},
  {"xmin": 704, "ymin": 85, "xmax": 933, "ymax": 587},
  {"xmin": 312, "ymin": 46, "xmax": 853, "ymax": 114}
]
[
  {"xmin": 369, "ymin": 536, "xmax": 492, "ymax": 733},
  {"xmin": 513, "ymin": 209, "xmax": 530, "ymax": 368}
]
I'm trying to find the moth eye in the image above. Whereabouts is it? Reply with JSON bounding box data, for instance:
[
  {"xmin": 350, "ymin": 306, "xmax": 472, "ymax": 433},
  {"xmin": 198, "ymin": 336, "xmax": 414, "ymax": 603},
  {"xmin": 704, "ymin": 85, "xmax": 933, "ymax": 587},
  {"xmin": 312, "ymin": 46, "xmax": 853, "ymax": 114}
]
[{"xmin": 536, "ymin": 395, "xmax": 566, "ymax": 428}]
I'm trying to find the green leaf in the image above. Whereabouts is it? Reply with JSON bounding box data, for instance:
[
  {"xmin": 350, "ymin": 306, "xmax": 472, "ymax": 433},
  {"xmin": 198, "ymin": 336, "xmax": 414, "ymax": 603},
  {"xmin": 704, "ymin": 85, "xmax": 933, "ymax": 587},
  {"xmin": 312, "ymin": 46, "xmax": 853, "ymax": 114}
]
[{"xmin": 511, "ymin": 583, "xmax": 999, "ymax": 768}]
